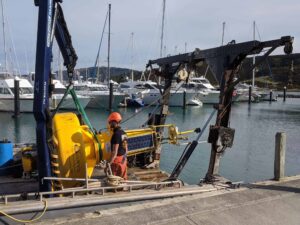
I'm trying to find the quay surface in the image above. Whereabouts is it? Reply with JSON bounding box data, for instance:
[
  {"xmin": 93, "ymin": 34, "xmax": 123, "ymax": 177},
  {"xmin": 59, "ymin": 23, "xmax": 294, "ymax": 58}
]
[
  {"xmin": 39, "ymin": 175, "xmax": 300, "ymax": 225},
  {"xmin": 1, "ymin": 175, "xmax": 299, "ymax": 225}
]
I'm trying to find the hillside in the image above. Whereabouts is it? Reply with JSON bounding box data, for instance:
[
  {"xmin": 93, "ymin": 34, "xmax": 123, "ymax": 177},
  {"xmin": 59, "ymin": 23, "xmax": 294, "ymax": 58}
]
[{"xmin": 55, "ymin": 53, "xmax": 300, "ymax": 90}]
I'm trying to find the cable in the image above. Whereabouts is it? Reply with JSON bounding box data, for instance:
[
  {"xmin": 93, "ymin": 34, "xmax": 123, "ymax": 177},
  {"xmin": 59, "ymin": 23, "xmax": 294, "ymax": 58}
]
[
  {"xmin": 0, "ymin": 163, "xmax": 22, "ymax": 170},
  {"xmin": 0, "ymin": 200, "xmax": 47, "ymax": 223}
]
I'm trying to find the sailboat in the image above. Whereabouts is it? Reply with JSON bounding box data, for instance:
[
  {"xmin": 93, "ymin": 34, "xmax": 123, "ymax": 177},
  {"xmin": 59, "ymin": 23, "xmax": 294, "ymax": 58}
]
[{"xmin": 0, "ymin": 0, "xmax": 35, "ymax": 112}]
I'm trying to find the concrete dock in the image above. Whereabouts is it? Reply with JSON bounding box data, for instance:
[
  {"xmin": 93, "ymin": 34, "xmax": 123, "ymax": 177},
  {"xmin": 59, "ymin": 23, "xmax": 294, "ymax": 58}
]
[{"xmin": 9, "ymin": 175, "xmax": 297, "ymax": 225}]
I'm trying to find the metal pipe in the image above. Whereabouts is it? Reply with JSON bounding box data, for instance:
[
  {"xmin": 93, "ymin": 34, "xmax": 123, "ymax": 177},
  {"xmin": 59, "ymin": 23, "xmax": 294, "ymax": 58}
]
[
  {"xmin": 2, "ymin": 180, "xmax": 181, "ymax": 201},
  {"xmin": 1, "ymin": 186, "xmax": 216, "ymax": 215},
  {"xmin": 43, "ymin": 177, "xmax": 99, "ymax": 182}
]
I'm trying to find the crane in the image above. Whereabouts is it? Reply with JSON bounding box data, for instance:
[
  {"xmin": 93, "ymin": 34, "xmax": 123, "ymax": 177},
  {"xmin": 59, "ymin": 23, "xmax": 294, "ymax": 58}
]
[{"xmin": 33, "ymin": 0, "xmax": 293, "ymax": 192}]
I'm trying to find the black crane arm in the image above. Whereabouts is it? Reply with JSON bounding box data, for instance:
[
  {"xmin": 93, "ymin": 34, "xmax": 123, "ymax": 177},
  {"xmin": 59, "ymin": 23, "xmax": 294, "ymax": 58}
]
[
  {"xmin": 147, "ymin": 36, "xmax": 293, "ymax": 181},
  {"xmin": 54, "ymin": 3, "xmax": 78, "ymax": 76},
  {"xmin": 148, "ymin": 36, "xmax": 293, "ymax": 84}
]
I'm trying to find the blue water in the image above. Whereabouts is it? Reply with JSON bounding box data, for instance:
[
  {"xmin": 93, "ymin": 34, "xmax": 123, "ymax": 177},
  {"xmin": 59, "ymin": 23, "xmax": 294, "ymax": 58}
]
[{"xmin": 0, "ymin": 98, "xmax": 299, "ymax": 184}]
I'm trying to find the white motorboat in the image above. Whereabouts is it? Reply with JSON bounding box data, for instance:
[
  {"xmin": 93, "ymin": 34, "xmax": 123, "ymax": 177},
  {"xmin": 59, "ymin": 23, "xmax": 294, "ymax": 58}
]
[
  {"xmin": 142, "ymin": 81, "xmax": 202, "ymax": 107},
  {"xmin": 73, "ymin": 82, "xmax": 125, "ymax": 109},
  {"xmin": 119, "ymin": 80, "xmax": 203, "ymax": 107},
  {"xmin": 0, "ymin": 77, "xmax": 90, "ymax": 112},
  {"xmin": 234, "ymin": 83, "xmax": 261, "ymax": 102},
  {"xmin": 0, "ymin": 77, "xmax": 34, "ymax": 112},
  {"xmin": 186, "ymin": 77, "xmax": 221, "ymax": 104}
]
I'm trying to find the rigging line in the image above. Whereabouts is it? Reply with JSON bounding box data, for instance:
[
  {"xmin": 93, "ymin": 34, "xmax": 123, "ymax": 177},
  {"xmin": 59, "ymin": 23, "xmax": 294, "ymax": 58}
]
[
  {"xmin": 6, "ymin": 10, "xmax": 21, "ymax": 76},
  {"xmin": 255, "ymin": 23, "xmax": 262, "ymax": 41},
  {"xmin": 94, "ymin": 9, "xmax": 109, "ymax": 78},
  {"xmin": 254, "ymin": 23, "xmax": 273, "ymax": 80},
  {"xmin": 120, "ymin": 33, "xmax": 133, "ymax": 72}
]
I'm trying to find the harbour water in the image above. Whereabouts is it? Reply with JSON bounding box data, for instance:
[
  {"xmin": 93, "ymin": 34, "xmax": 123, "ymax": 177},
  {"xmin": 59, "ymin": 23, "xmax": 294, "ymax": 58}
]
[{"xmin": 0, "ymin": 98, "xmax": 299, "ymax": 185}]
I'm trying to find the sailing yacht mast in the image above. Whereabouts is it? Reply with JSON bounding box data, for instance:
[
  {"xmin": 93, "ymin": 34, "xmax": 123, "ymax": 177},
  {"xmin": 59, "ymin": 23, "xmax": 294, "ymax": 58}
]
[
  {"xmin": 252, "ymin": 21, "xmax": 256, "ymax": 87},
  {"xmin": 158, "ymin": 0, "xmax": 166, "ymax": 84},
  {"xmin": 0, "ymin": 0, "xmax": 7, "ymax": 74},
  {"xmin": 107, "ymin": 3, "xmax": 111, "ymax": 84},
  {"xmin": 160, "ymin": 0, "xmax": 166, "ymax": 58},
  {"xmin": 221, "ymin": 22, "xmax": 225, "ymax": 46},
  {"xmin": 130, "ymin": 32, "xmax": 134, "ymax": 81}
]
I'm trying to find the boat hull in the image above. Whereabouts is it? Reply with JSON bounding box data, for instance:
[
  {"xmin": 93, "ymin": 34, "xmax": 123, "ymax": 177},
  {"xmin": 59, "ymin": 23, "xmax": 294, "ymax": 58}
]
[
  {"xmin": 143, "ymin": 92, "xmax": 198, "ymax": 107},
  {"xmin": 87, "ymin": 94, "xmax": 125, "ymax": 109},
  {"xmin": 50, "ymin": 95, "xmax": 91, "ymax": 110},
  {"xmin": 196, "ymin": 91, "xmax": 220, "ymax": 104},
  {"xmin": 0, "ymin": 98, "xmax": 34, "ymax": 112}
]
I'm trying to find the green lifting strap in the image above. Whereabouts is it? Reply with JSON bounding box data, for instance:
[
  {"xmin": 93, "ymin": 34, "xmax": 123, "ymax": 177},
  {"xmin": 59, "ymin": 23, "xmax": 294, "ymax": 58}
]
[
  {"xmin": 69, "ymin": 88, "xmax": 103, "ymax": 161},
  {"xmin": 53, "ymin": 84, "xmax": 103, "ymax": 161}
]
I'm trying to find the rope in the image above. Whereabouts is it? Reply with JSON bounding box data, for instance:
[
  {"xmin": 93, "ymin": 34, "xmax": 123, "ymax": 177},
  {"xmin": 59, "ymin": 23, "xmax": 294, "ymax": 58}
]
[
  {"xmin": 52, "ymin": 83, "xmax": 73, "ymax": 115},
  {"xmin": 0, "ymin": 200, "xmax": 47, "ymax": 223}
]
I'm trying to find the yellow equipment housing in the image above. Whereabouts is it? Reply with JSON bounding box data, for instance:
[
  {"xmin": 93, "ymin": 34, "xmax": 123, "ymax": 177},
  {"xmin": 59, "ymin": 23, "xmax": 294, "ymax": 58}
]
[
  {"xmin": 51, "ymin": 112, "xmax": 157, "ymax": 189},
  {"xmin": 51, "ymin": 112, "xmax": 195, "ymax": 189}
]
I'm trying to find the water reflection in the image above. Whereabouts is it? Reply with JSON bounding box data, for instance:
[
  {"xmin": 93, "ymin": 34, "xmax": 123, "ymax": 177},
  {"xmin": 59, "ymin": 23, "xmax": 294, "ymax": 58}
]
[{"xmin": 0, "ymin": 98, "xmax": 299, "ymax": 184}]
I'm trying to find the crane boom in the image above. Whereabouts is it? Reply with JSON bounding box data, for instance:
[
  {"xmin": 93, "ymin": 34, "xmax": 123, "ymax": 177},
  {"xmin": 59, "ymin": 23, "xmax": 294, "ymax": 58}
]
[{"xmin": 34, "ymin": 0, "xmax": 77, "ymax": 191}]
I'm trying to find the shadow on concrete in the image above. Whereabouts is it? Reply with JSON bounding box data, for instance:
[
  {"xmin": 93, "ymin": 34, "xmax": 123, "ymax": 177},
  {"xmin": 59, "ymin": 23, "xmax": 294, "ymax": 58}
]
[{"xmin": 247, "ymin": 183, "xmax": 300, "ymax": 194}]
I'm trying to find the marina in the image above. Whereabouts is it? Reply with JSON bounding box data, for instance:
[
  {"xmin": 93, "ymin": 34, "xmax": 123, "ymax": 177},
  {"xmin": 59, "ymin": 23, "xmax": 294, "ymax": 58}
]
[
  {"xmin": 0, "ymin": 98, "xmax": 299, "ymax": 184},
  {"xmin": 0, "ymin": 0, "xmax": 299, "ymax": 224}
]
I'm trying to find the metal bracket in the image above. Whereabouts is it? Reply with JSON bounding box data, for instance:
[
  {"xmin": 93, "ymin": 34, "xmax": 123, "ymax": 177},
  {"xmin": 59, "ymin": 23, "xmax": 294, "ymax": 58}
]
[{"xmin": 208, "ymin": 126, "xmax": 235, "ymax": 148}]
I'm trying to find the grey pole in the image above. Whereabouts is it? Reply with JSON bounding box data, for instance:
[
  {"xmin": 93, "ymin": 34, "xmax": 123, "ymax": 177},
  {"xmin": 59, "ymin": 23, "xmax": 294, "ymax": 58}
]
[
  {"xmin": 13, "ymin": 79, "xmax": 20, "ymax": 118},
  {"xmin": 248, "ymin": 85, "xmax": 252, "ymax": 104},
  {"xmin": 269, "ymin": 90, "xmax": 273, "ymax": 102},
  {"xmin": 109, "ymin": 82, "xmax": 113, "ymax": 112},
  {"xmin": 183, "ymin": 90, "xmax": 186, "ymax": 109},
  {"xmin": 274, "ymin": 132, "xmax": 286, "ymax": 181}
]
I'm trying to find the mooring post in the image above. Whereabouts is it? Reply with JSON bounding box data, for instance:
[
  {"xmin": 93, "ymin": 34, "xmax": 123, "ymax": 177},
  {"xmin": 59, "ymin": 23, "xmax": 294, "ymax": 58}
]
[
  {"xmin": 109, "ymin": 82, "xmax": 113, "ymax": 112},
  {"xmin": 183, "ymin": 90, "xmax": 186, "ymax": 109},
  {"xmin": 248, "ymin": 85, "xmax": 252, "ymax": 104},
  {"xmin": 283, "ymin": 86, "xmax": 286, "ymax": 102},
  {"xmin": 269, "ymin": 90, "xmax": 273, "ymax": 102},
  {"xmin": 274, "ymin": 132, "xmax": 286, "ymax": 181},
  {"xmin": 13, "ymin": 79, "xmax": 20, "ymax": 118}
]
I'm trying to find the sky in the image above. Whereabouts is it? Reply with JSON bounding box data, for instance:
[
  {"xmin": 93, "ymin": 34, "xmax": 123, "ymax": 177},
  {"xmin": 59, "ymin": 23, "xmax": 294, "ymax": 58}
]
[{"xmin": 1, "ymin": 0, "xmax": 299, "ymax": 74}]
